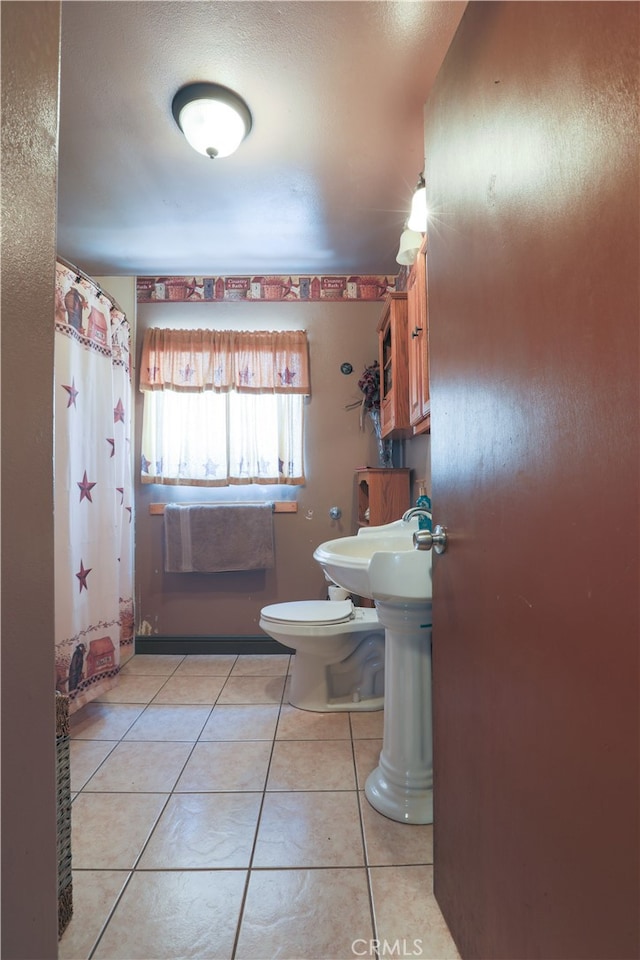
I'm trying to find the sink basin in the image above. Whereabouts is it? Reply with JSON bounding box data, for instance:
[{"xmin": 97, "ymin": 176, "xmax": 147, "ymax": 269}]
[{"xmin": 313, "ymin": 518, "xmax": 432, "ymax": 602}]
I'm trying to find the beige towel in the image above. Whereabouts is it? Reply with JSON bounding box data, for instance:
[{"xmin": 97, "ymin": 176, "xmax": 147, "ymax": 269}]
[{"xmin": 164, "ymin": 503, "xmax": 274, "ymax": 573}]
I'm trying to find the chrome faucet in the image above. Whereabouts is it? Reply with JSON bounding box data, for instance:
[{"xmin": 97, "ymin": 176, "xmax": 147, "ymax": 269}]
[
  {"xmin": 402, "ymin": 506, "xmax": 448, "ymax": 554},
  {"xmin": 402, "ymin": 506, "xmax": 432, "ymax": 523}
]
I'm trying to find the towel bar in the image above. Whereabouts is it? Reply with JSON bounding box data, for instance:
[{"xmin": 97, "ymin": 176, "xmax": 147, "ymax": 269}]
[{"xmin": 150, "ymin": 501, "xmax": 297, "ymax": 515}]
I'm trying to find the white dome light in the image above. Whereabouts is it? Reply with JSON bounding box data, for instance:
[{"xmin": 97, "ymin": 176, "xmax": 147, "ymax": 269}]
[{"xmin": 172, "ymin": 83, "xmax": 252, "ymax": 160}]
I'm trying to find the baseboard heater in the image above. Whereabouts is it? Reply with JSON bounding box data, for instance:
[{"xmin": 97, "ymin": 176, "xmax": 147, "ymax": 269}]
[{"xmin": 135, "ymin": 635, "xmax": 294, "ymax": 656}]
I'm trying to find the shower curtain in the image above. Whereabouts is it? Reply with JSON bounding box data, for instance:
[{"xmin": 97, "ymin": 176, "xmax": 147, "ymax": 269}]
[{"xmin": 54, "ymin": 261, "xmax": 134, "ymax": 713}]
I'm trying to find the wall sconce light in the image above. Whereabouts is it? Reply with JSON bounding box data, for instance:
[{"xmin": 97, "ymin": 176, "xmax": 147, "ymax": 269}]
[
  {"xmin": 172, "ymin": 82, "xmax": 252, "ymax": 159},
  {"xmin": 396, "ymin": 223, "xmax": 423, "ymax": 265},
  {"xmin": 407, "ymin": 173, "xmax": 427, "ymax": 232}
]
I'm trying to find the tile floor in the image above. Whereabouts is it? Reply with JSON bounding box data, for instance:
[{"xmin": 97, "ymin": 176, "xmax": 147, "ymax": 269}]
[{"xmin": 60, "ymin": 653, "xmax": 460, "ymax": 960}]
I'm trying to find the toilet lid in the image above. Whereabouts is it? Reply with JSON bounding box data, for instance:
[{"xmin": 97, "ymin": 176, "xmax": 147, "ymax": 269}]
[{"xmin": 260, "ymin": 599, "xmax": 354, "ymax": 626}]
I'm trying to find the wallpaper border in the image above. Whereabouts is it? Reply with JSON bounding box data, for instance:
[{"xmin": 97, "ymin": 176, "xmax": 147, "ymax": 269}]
[{"xmin": 137, "ymin": 271, "xmax": 408, "ymax": 304}]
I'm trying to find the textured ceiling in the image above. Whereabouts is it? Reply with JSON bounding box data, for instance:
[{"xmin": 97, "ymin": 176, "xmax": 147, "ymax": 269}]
[{"xmin": 57, "ymin": 1, "xmax": 466, "ymax": 277}]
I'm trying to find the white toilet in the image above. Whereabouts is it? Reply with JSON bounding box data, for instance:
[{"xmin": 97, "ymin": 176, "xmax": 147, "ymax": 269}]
[{"xmin": 259, "ymin": 598, "xmax": 385, "ymax": 712}]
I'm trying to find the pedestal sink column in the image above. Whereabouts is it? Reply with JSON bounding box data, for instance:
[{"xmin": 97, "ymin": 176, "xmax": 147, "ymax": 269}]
[{"xmin": 364, "ymin": 599, "xmax": 433, "ymax": 824}]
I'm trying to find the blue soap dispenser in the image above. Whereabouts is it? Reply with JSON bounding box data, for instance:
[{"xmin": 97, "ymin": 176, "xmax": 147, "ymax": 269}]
[{"xmin": 416, "ymin": 481, "xmax": 432, "ymax": 531}]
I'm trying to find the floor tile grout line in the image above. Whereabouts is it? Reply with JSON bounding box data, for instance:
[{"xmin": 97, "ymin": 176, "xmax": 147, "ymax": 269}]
[
  {"xmin": 84, "ymin": 658, "xmax": 245, "ymax": 742},
  {"xmin": 85, "ymin": 658, "xmax": 210, "ymax": 960},
  {"xmin": 126, "ymin": 656, "xmax": 185, "ymax": 702},
  {"xmin": 70, "ymin": 739, "xmax": 121, "ymax": 794},
  {"xmin": 87, "ymin": 868, "xmax": 137, "ymax": 960},
  {"xmin": 74, "ymin": 659, "xmax": 207, "ymax": 958},
  {"xmin": 81, "ymin": 658, "xmax": 171, "ymax": 956},
  {"xmin": 230, "ymin": 657, "xmax": 290, "ymax": 960},
  {"xmin": 365, "ymin": 864, "xmax": 382, "ymax": 960},
  {"xmin": 70, "ymin": 700, "xmax": 150, "ymax": 743},
  {"xmin": 149, "ymin": 662, "xmax": 236, "ymax": 706},
  {"xmin": 351, "ymin": 715, "xmax": 381, "ymax": 958},
  {"xmin": 121, "ymin": 683, "xmax": 244, "ymax": 869},
  {"xmin": 71, "ymin": 707, "xmax": 217, "ymax": 794},
  {"xmin": 72, "ymin": 861, "xmax": 434, "ymax": 874},
  {"xmin": 82, "ymin": 662, "xmax": 184, "ymax": 960}
]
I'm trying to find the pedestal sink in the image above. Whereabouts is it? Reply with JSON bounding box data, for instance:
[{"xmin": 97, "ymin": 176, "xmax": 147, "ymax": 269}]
[{"xmin": 313, "ymin": 518, "xmax": 434, "ymax": 824}]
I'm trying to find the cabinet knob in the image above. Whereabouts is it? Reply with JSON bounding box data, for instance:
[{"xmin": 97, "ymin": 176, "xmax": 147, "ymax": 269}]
[{"xmin": 411, "ymin": 327, "xmax": 423, "ymax": 338}]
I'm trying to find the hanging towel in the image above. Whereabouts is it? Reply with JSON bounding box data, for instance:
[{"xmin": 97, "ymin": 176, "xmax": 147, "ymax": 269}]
[{"xmin": 164, "ymin": 503, "xmax": 275, "ymax": 573}]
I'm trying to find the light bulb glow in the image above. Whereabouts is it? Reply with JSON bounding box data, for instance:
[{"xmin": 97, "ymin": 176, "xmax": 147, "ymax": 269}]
[
  {"xmin": 407, "ymin": 185, "xmax": 428, "ymax": 232},
  {"xmin": 178, "ymin": 99, "xmax": 247, "ymax": 158}
]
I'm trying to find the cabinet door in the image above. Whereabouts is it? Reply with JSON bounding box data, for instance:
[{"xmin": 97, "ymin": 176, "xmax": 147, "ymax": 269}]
[
  {"xmin": 407, "ymin": 259, "xmax": 424, "ymax": 425},
  {"xmin": 417, "ymin": 238, "xmax": 430, "ymax": 423},
  {"xmin": 407, "ymin": 239, "xmax": 430, "ymax": 431},
  {"xmin": 379, "ymin": 310, "xmax": 395, "ymax": 435},
  {"xmin": 377, "ymin": 293, "xmax": 410, "ymax": 438}
]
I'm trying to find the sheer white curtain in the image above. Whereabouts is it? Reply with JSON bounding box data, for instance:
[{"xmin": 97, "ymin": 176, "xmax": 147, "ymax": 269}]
[{"xmin": 140, "ymin": 328, "xmax": 309, "ymax": 486}]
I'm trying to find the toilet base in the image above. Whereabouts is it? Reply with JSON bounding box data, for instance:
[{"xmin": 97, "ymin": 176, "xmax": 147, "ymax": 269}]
[{"xmin": 289, "ymin": 638, "xmax": 384, "ymax": 713}]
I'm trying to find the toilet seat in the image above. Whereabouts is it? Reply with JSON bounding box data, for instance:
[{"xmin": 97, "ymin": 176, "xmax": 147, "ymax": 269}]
[{"xmin": 260, "ymin": 599, "xmax": 354, "ymax": 627}]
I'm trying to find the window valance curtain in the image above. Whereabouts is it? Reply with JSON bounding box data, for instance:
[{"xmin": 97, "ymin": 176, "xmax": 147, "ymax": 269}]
[{"xmin": 140, "ymin": 328, "xmax": 310, "ymax": 395}]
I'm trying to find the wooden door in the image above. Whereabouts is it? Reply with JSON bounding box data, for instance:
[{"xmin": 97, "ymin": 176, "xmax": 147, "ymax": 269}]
[{"xmin": 425, "ymin": 4, "xmax": 639, "ymax": 959}]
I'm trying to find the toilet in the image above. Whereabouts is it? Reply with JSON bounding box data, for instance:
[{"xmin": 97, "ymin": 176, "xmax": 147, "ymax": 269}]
[{"xmin": 259, "ymin": 598, "xmax": 385, "ymax": 712}]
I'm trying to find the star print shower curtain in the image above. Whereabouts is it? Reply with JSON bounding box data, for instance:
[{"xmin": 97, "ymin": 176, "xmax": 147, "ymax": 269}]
[{"xmin": 54, "ymin": 262, "xmax": 134, "ymax": 713}]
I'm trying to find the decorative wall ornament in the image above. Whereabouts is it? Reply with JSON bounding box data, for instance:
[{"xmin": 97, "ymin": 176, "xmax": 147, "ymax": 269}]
[{"xmin": 137, "ymin": 274, "xmax": 398, "ymax": 303}]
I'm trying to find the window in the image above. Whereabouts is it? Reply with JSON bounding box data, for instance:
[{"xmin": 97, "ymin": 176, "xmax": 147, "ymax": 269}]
[{"xmin": 140, "ymin": 328, "xmax": 309, "ymax": 486}]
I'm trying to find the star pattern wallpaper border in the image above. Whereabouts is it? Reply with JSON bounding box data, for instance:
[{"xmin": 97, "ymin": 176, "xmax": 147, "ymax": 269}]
[{"xmin": 137, "ymin": 271, "xmax": 408, "ymax": 304}]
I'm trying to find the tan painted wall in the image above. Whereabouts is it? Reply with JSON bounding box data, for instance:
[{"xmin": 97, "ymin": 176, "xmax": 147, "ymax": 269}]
[
  {"xmin": 94, "ymin": 275, "xmax": 137, "ymax": 325},
  {"xmin": 1, "ymin": 2, "xmax": 61, "ymax": 955},
  {"xmin": 135, "ymin": 299, "xmax": 420, "ymax": 637}
]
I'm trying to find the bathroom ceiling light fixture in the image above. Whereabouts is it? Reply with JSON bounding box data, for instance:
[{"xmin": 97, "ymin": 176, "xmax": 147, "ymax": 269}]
[
  {"xmin": 396, "ymin": 222, "xmax": 423, "ymax": 265},
  {"xmin": 172, "ymin": 82, "xmax": 253, "ymax": 159},
  {"xmin": 407, "ymin": 173, "xmax": 427, "ymax": 232}
]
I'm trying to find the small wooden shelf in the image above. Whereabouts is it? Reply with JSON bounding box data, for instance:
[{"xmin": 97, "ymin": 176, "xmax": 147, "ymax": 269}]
[{"xmin": 355, "ymin": 468, "xmax": 411, "ymax": 527}]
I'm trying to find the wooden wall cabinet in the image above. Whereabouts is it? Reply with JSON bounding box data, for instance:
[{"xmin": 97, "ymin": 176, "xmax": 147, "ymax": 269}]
[
  {"xmin": 377, "ymin": 292, "xmax": 411, "ymax": 438},
  {"xmin": 356, "ymin": 468, "xmax": 411, "ymax": 527},
  {"xmin": 407, "ymin": 236, "xmax": 430, "ymax": 433}
]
